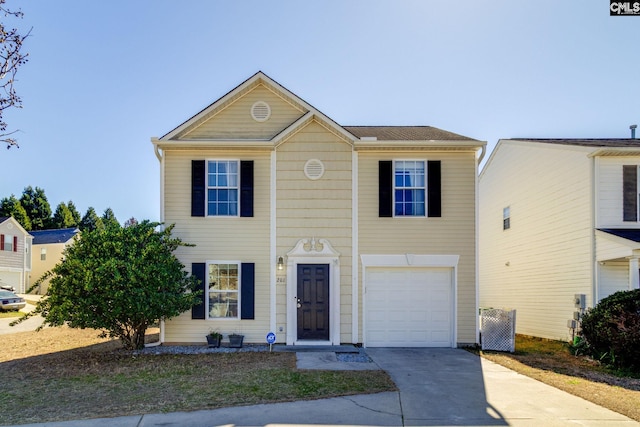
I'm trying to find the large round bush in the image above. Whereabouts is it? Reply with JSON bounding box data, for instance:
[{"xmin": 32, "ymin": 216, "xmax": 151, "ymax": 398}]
[{"xmin": 580, "ymin": 289, "xmax": 640, "ymax": 371}]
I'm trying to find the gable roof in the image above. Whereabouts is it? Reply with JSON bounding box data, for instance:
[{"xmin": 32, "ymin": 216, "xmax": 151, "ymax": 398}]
[
  {"xmin": 0, "ymin": 216, "xmax": 31, "ymax": 237},
  {"xmin": 30, "ymin": 228, "xmax": 79, "ymax": 245},
  {"xmin": 152, "ymin": 72, "xmax": 485, "ymax": 153}
]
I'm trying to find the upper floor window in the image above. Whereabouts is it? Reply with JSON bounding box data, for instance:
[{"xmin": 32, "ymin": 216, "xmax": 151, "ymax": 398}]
[
  {"xmin": 623, "ymin": 165, "xmax": 639, "ymax": 222},
  {"xmin": 503, "ymin": 206, "xmax": 511, "ymax": 230},
  {"xmin": 379, "ymin": 160, "xmax": 441, "ymax": 218},
  {"xmin": 207, "ymin": 160, "xmax": 239, "ymax": 216},
  {"xmin": 192, "ymin": 160, "xmax": 253, "ymax": 218},
  {"xmin": 1, "ymin": 234, "xmax": 15, "ymax": 252},
  {"xmin": 40, "ymin": 247, "xmax": 47, "ymax": 261},
  {"xmin": 394, "ymin": 160, "xmax": 426, "ymax": 216}
]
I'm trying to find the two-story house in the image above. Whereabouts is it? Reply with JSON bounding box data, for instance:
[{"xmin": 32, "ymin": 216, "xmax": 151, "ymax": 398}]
[
  {"xmin": 152, "ymin": 72, "xmax": 486, "ymax": 347},
  {"xmin": 0, "ymin": 216, "xmax": 32, "ymax": 293},
  {"xmin": 28, "ymin": 228, "xmax": 79, "ymax": 294},
  {"xmin": 479, "ymin": 138, "xmax": 640, "ymax": 341}
]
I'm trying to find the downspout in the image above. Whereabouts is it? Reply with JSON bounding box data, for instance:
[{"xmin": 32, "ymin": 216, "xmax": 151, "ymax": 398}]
[
  {"xmin": 151, "ymin": 138, "xmax": 166, "ymax": 346},
  {"xmin": 474, "ymin": 145, "xmax": 484, "ymax": 346}
]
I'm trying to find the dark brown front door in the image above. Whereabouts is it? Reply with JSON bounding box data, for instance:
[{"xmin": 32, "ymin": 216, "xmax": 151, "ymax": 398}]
[{"xmin": 297, "ymin": 264, "xmax": 330, "ymax": 340}]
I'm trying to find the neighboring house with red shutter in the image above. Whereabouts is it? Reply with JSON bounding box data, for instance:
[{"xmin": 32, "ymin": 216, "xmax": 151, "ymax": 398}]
[
  {"xmin": 0, "ymin": 216, "xmax": 32, "ymax": 293},
  {"xmin": 28, "ymin": 228, "xmax": 79, "ymax": 294},
  {"xmin": 152, "ymin": 72, "xmax": 486, "ymax": 347},
  {"xmin": 479, "ymin": 138, "xmax": 640, "ymax": 341}
]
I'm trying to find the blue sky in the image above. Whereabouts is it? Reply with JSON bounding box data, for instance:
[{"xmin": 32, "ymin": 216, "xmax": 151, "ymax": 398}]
[{"xmin": 1, "ymin": 1, "xmax": 638, "ymax": 223}]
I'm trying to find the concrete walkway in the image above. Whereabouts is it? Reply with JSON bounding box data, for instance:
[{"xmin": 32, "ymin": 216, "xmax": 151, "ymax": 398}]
[{"xmin": 7, "ymin": 347, "xmax": 639, "ymax": 427}]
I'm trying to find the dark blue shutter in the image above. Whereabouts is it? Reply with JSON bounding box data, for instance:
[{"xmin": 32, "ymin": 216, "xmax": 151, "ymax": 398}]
[
  {"xmin": 379, "ymin": 161, "xmax": 393, "ymax": 217},
  {"xmin": 623, "ymin": 165, "xmax": 637, "ymax": 222},
  {"xmin": 191, "ymin": 160, "xmax": 206, "ymax": 217},
  {"xmin": 240, "ymin": 161, "xmax": 254, "ymax": 217},
  {"xmin": 240, "ymin": 262, "xmax": 255, "ymax": 319},
  {"xmin": 427, "ymin": 160, "xmax": 442, "ymax": 218},
  {"xmin": 191, "ymin": 263, "xmax": 206, "ymax": 319}
]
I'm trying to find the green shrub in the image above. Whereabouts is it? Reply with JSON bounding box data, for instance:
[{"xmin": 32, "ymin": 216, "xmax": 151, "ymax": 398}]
[{"xmin": 579, "ymin": 289, "xmax": 640, "ymax": 371}]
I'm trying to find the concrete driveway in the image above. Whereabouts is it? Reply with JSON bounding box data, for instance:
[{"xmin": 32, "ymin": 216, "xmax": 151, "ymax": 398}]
[{"xmin": 367, "ymin": 347, "xmax": 638, "ymax": 426}]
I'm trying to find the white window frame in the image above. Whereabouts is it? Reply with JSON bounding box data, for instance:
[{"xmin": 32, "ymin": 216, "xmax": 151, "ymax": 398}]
[
  {"xmin": 41, "ymin": 247, "xmax": 47, "ymax": 261},
  {"xmin": 503, "ymin": 206, "xmax": 511, "ymax": 230},
  {"xmin": 3, "ymin": 234, "xmax": 14, "ymax": 251},
  {"xmin": 393, "ymin": 159, "xmax": 426, "ymax": 217},
  {"xmin": 206, "ymin": 160, "xmax": 240, "ymax": 217},
  {"xmin": 206, "ymin": 260, "xmax": 241, "ymax": 320}
]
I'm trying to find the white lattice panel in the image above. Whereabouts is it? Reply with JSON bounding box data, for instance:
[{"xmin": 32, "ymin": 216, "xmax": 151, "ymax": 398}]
[{"xmin": 480, "ymin": 309, "xmax": 516, "ymax": 352}]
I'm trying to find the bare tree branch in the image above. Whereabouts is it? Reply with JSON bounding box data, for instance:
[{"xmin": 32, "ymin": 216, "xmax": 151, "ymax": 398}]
[{"xmin": 0, "ymin": 0, "xmax": 29, "ymax": 150}]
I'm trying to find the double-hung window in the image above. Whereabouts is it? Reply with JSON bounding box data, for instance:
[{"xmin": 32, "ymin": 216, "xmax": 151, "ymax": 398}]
[
  {"xmin": 207, "ymin": 160, "xmax": 238, "ymax": 216},
  {"xmin": 503, "ymin": 206, "xmax": 511, "ymax": 230},
  {"xmin": 394, "ymin": 160, "xmax": 426, "ymax": 216},
  {"xmin": 208, "ymin": 262, "xmax": 239, "ymax": 319},
  {"xmin": 1, "ymin": 234, "xmax": 14, "ymax": 251},
  {"xmin": 623, "ymin": 165, "xmax": 640, "ymax": 222}
]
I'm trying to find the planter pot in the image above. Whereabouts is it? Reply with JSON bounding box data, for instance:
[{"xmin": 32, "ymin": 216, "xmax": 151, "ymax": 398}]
[
  {"xmin": 206, "ymin": 335, "xmax": 221, "ymax": 348},
  {"xmin": 228, "ymin": 334, "xmax": 244, "ymax": 348}
]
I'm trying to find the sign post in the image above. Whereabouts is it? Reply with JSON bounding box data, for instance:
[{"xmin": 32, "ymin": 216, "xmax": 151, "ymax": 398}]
[{"xmin": 266, "ymin": 332, "xmax": 276, "ymax": 352}]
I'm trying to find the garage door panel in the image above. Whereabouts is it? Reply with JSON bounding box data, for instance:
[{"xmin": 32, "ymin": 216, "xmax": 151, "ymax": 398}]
[{"xmin": 365, "ymin": 267, "xmax": 453, "ymax": 347}]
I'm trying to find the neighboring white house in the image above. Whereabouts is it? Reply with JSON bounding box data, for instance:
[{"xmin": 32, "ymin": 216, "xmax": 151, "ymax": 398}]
[
  {"xmin": 0, "ymin": 216, "xmax": 32, "ymax": 293},
  {"xmin": 152, "ymin": 71, "xmax": 486, "ymax": 347},
  {"xmin": 479, "ymin": 138, "xmax": 640, "ymax": 341}
]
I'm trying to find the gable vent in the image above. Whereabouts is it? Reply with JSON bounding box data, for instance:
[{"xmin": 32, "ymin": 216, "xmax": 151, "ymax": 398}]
[
  {"xmin": 251, "ymin": 101, "xmax": 271, "ymax": 122},
  {"xmin": 304, "ymin": 159, "xmax": 325, "ymax": 180}
]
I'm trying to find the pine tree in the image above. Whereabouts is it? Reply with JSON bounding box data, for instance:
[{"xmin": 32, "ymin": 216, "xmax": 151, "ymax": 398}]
[
  {"xmin": 67, "ymin": 201, "xmax": 81, "ymax": 227},
  {"xmin": 0, "ymin": 194, "xmax": 31, "ymax": 230},
  {"xmin": 101, "ymin": 207, "xmax": 120, "ymax": 229},
  {"xmin": 51, "ymin": 202, "xmax": 75, "ymax": 229},
  {"xmin": 19, "ymin": 186, "xmax": 51, "ymax": 230},
  {"xmin": 79, "ymin": 207, "xmax": 104, "ymax": 232}
]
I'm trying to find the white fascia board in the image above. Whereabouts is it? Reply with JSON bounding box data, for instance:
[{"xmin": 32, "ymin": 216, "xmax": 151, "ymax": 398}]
[
  {"xmin": 151, "ymin": 138, "xmax": 274, "ymax": 151},
  {"xmin": 360, "ymin": 254, "xmax": 460, "ymax": 268}
]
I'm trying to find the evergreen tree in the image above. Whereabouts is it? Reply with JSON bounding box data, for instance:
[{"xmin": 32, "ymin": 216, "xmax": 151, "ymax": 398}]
[
  {"xmin": 51, "ymin": 202, "xmax": 75, "ymax": 229},
  {"xmin": 23, "ymin": 222, "xmax": 201, "ymax": 350},
  {"xmin": 101, "ymin": 207, "xmax": 120, "ymax": 229},
  {"xmin": 0, "ymin": 194, "xmax": 31, "ymax": 230},
  {"xmin": 79, "ymin": 207, "xmax": 103, "ymax": 232},
  {"xmin": 19, "ymin": 186, "xmax": 51, "ymax": 230},
  {"xmin": 67, "ymin": 200, "xmax": 81, "ymax": 227}
]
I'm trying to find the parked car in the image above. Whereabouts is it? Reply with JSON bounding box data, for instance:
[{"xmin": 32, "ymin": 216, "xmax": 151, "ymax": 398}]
[{"xmin": 0, "ymin": 290, "xmax": 25, "ymax": 311}]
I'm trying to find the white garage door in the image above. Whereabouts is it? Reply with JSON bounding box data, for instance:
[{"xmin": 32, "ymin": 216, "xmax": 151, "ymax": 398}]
[{"xmin": 365, "ymin": 267, "xmax": 453, "ymax": 347}]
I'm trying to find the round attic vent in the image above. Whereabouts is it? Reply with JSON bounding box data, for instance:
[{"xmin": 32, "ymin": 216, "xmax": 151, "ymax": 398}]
[
  {"xmin": 304, "ymin": 159, "xmax": 325, "ymax": 180},
  {"xmin": 251, "ymin": 101, "xmax": 271, "ymax": 122}
]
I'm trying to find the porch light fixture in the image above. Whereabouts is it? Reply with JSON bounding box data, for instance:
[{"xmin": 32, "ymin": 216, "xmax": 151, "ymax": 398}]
[{"xmin": 277, "ymin": 256, "xmax": 284, "ymax": 270}]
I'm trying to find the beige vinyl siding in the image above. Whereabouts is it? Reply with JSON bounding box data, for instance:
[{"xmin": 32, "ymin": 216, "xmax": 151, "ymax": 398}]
[
  {"xmin": 479, "ymin": 141, "xmax": 593, "ymax": 341},
  {"xmin": 597, "ymin": 156, "xmax": 640, "ymax": 228},
  {"xmin": 182, "ymin": 84, "xmax": 304, "ymax": 140},
  {"xmin": 30, "ymin": 243, "xmax": 69, "ymax": 294},
  {"xmin": 358, "ymin": 151, "xmax": 478, "ymax": 345},
  {"xmin": 162, "ymin": 149, "xmax": 271, "ymax": 344},
  {"xmin": 275, "ymin": 120, "xmax": 353, "ymax": 342}
]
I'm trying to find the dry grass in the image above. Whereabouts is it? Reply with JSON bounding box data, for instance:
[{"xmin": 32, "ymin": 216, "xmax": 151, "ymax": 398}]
[
  {"xmin": 476, "ymin": 335, "xmax": 640, "ymax": 423},
  {"xmin": 0, "ymin": 327, "xmax": 395, "ymax": 425}
]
